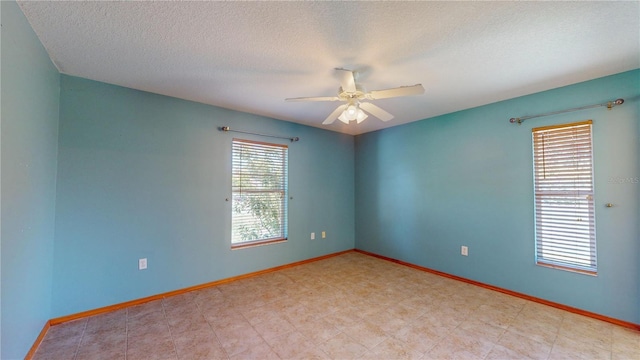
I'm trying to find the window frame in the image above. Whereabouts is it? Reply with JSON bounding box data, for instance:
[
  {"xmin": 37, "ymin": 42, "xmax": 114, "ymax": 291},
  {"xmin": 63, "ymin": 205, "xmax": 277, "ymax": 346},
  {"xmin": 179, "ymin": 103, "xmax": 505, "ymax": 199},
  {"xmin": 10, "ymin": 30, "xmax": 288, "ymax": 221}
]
[
  {"xmin": 231, "ymin": 138, "xmax": 288, "ymax": 249},
  {"xmin": 532, "ymin": 120, "xmax": 597, "ymax": 275}
]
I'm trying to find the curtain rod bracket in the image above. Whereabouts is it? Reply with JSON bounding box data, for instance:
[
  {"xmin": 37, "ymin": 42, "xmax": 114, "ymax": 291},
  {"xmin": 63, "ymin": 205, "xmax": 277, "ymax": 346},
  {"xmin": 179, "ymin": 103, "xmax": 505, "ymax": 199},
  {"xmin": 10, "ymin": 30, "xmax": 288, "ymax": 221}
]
[
  {"xmin": 218, "ymin": 126, "xmax": 299, "ymax": 142},
  {"xmin": 607, "ymin": 98, "xmax": 624, "ymax": 109}
]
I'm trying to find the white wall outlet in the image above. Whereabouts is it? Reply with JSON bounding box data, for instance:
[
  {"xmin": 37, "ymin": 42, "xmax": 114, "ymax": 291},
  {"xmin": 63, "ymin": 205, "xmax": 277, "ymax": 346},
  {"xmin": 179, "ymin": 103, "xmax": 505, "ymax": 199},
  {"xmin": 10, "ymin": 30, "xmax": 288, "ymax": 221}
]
[
  {"xmin": 461, "ymin": 246, "xmax": 469, "ymax": 256},
  {"xmin": 321, "ymin": 231, "xmax": 326, "ymax": 239},
  {"xmin": 139, "ymin": 258, "xmax": 148, "ymax": 270},
  {"xmin": 310, "ymin": 232, "xmax": 315, "ymax": 240}
]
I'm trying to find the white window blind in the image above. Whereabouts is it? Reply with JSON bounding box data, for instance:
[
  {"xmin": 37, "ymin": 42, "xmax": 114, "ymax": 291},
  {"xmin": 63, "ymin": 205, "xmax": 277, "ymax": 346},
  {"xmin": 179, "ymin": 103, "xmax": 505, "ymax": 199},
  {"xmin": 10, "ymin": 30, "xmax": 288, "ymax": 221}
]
[
  {"xmin": 532, "ymin": 120, "xmax": 596, "ymax": 274},
  {"xmin": 231, "ymin": 139, "xmax": 288, "ymax": 248}
]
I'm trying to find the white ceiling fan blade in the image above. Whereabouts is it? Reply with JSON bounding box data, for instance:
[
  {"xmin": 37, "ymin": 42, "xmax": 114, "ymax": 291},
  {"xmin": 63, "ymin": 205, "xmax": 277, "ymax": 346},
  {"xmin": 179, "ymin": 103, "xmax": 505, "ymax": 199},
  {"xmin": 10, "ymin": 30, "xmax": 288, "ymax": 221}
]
[
  {"xmin": 360, "ymin": 102, "xmax": 394, "ymax": 122},
  {"xmin": 285, "ymin": 96, "xmax": 341, "ymax": 102},
  {"xmin": 368, "ymin": 84, "xmax": 425, "ymax": 100},
  {"xmin": 336, "ymin": 68, "xmax": 356, "ymax": 93},
  {"xmin": 322, "ymin": 104, "xmax": 348, "ymax": 125}
]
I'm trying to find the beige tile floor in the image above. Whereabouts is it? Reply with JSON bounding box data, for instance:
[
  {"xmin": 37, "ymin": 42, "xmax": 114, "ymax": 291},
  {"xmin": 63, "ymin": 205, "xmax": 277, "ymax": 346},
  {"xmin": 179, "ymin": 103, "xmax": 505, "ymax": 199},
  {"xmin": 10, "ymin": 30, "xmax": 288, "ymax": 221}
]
[{"xmin": 34, "ymin": 252, "xmax": 640, "ymax": 360}]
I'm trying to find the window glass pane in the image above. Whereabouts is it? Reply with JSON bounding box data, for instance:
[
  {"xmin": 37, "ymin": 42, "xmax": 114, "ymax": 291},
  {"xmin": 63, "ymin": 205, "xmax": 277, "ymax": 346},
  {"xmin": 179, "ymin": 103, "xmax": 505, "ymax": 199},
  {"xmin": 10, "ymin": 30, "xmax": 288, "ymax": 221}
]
[
  {"xmin": 231, "ymin": 139, "xmax": 288, "ymax": 247},
  {"xmin": 532, "ymin": 121, "xmax": 596, "ymax": 274}
]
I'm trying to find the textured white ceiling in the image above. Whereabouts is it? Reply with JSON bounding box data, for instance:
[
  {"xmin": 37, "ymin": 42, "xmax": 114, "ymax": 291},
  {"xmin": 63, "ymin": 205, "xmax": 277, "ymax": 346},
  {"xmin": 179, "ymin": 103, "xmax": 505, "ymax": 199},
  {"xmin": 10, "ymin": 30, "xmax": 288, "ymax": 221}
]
[{"xmin": 18, "ymin": 1, "xmax": 640, "ymax": 135}]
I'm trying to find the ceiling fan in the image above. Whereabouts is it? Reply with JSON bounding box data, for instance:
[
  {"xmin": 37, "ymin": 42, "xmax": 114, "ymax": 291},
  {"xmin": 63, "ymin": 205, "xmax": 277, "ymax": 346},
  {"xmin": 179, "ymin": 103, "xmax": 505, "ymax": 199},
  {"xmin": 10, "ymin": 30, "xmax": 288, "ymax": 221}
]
[{"xmin": 285, "ymin": 68, "xmax": 425, "ymax": 125}]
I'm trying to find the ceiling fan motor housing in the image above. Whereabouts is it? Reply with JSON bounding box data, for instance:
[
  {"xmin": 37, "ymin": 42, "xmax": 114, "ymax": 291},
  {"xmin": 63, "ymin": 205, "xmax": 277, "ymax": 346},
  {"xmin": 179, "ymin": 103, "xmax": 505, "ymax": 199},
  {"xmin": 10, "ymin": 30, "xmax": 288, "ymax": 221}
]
[{"xmin": 338, "ymin": 84, "xmax": 367, "ymax": 100}]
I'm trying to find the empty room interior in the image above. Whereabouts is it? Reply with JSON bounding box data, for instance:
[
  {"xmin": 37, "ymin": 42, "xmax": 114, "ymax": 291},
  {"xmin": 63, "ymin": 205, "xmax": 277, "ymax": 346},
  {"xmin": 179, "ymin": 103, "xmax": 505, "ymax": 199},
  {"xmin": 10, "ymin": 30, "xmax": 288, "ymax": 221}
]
[{"xmin": 2, "ymin": 1, "xmax": 639, "ymax": 359}]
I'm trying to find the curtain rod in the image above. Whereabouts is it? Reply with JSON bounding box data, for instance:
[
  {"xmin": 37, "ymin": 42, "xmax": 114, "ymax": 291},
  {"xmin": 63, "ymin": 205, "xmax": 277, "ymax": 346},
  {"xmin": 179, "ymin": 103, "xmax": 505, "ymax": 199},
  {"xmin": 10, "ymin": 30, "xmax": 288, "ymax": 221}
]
[
  {"xmin": 509, "ymin": 98, "xmax": 624, "ymax": 125},
  {"xmin": 218, "ymin": 126, "xmax": 299, "ymax": 142}
]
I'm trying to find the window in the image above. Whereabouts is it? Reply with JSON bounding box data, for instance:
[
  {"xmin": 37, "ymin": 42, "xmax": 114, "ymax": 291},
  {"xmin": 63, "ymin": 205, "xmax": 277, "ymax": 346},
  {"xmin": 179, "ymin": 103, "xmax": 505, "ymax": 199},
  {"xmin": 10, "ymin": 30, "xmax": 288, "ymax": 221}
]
[
  {"xmin": 231, "ymin": 139, "xmax": 288, "ymax": 248},
  {"xmin": 532, "ymin": 120, "xmax": 596, "ymax": 274}
]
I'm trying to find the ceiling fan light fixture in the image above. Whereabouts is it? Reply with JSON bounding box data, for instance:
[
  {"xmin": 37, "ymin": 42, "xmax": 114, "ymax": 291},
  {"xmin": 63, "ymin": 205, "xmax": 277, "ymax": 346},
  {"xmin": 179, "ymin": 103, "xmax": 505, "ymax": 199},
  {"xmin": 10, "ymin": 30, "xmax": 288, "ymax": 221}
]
[
  {"xmin": 356, "ymin": 109, "xmax": 368, "ymax": 123},
  {"xmin": 345, "ymin": 104, "xmax": 358, "ymax": 120},
  {"xmin": 341, "ymin": 103, "xmax": 368, "ymax": 123},
  {"xmin": 337, "ymin": 112, "xmax": 350, "ymax": 124}
]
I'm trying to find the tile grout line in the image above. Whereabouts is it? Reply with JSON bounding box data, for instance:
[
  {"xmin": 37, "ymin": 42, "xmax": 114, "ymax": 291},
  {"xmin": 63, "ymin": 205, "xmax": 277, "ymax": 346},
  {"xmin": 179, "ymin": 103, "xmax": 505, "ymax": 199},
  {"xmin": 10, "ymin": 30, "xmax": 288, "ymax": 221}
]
[
  {"xmin": 240, "ymin": 280, "xmax": 321, "ymax": 358},
  {"xmin": 124, "ymin": 307, "xmax": 129, "ymax": 360},
  {"xmin": 542, "ymin": 322, "xmax": 557, "ymax": 360},
  {"xmin": 194, "ymin": 294, "xmax": 232, "ymax": 359},
  {"xmin": 496, "ymin": 302, "xmax": 560, "ymax": 360},
  {"xmin": 242, "ymin": 310, "xmax": 279, "ymax": 358},
  {"xmin": 71, "ymin": 319, "xmax": 89, "ymax": 360},
  {"xmin": 161, "ymin": 298, "xmax": 180, "ymax": 360}
]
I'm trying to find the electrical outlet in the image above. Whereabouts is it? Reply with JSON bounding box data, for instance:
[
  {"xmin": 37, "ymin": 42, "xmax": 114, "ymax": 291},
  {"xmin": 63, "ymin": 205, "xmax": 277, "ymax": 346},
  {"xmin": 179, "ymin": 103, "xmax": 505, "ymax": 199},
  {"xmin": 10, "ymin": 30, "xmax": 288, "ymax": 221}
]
[
  {"xmin": 321, "ymin": 231, "xmax": 326, "ymax": 238},
  {"xmin": 139, "ymin": 258, "xmax": 148, "ymax": 270},
  {"xmin": 311, "ymin": 232, "xmax": 315, "ymax": 240},
  {"xmin": 461, "ymin": 246, "xmax": 469, "ymax": 256}
]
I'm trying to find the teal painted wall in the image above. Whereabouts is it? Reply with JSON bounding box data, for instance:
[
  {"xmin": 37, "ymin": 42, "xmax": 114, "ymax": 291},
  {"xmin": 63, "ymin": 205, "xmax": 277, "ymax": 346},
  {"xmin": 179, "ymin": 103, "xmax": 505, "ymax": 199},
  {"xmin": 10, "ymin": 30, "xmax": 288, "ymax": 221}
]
[
  {"xmin": 52, "ymin": 75, "xmax": 355, "ymax": 317},
  {"xmin": 2, "ymin": 1, "xmax": 638, "ymax": 352},
  {"xmin": 0, "ymin": 2, "xmax": 60, "ymax": 358},
  {"xmin": 355, "ymin": 70, "xmax": 640, "ymax": 324}
]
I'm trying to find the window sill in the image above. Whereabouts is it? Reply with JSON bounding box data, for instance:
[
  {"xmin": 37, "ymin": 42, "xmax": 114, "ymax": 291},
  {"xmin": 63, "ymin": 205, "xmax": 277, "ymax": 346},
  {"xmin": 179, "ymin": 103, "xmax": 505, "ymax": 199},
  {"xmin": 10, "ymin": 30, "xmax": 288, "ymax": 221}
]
[
  {"xmin": 537, "ymin": 262, "xmax": 597, "ymax": 276},
  {"xmin": 231, "ymin": 238, "xmax": 287, "ymax": 250}
]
